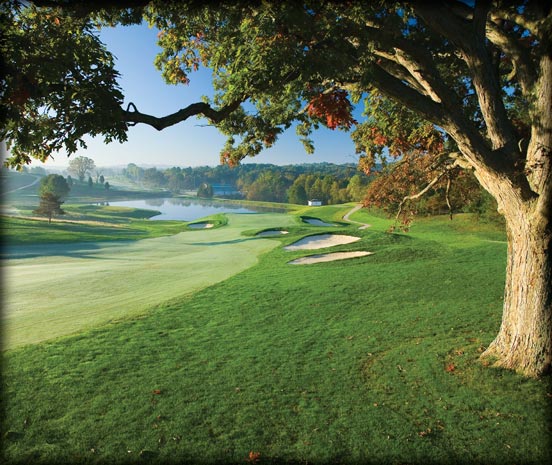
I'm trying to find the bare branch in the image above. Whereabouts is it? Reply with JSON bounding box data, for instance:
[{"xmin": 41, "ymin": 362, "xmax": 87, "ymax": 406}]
[
  {"xmin": 489, "ymin": 8, "xmax": 541, "ymax": 37},
  {"xmin": 366, "ymin": 27, "xmax": 455, "ymax": 105},
  {"xmin": 485, "ymin": 20, "xmax": 537, "ymax": 94},
  {"xmin": 448, "ymin": 151, "xmax": 474, "ymax": 170},
  {"xmin": 367, "ymin": 65, "xmax": 446, "ymax": 129},
  {"xmin": 373, "ymin": 51, "xmax": 430, "ymax": 97},
  {"xmin": 415, "ymin": 2, "xmax": 518, "ymax": 153},
  {"xmin": 445, "ymin": 175, "xmax": 453, "ymax": 220},
  {"xmin": 121, "ymin": 98, "xmax": 245, "ymax": 130},
  {"xmin": 395, "ymin": 171, "xmax": 447, "ymax": 222},
  {"xmin": 392, "ymin": 48, "xmax": 442, "ymax": 103}
]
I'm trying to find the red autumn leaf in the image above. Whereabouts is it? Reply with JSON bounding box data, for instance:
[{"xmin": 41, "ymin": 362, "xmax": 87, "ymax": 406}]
[
  {"xmin": 306, "ymin": 89, "xmax": 357, "ymax": 130},
  {"xmin": 445, "ymin": 363, "xmax": 456, "ymax": 372}
]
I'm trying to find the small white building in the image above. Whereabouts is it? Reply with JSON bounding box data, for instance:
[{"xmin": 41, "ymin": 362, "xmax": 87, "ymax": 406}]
[{"xmin": 308, "ymin": 199, "xmax": 323, "ymax": 206}]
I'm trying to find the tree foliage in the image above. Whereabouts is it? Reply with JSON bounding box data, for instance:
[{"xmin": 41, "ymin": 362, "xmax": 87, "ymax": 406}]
[
  {"xmin": 1, "ymin": 1, "xmax": 127, "ymax": 167},
  {"xmin": 33, "ymin": 192, "xmax": 66, "ymax": 223},
  {"xmin": 38, "ymin": 173, "xmax": 70, "ymax": 198},
  {"xmin": 364, "ymin": 157, "xmax": 494, "ymax": 230},
  {"xmin": 67, "ymin": 156, "xmax": 96, "ymax": 182},
  {"xmin": 119, "ymin": 162, "xmax": 372, "ymax": 204},
  {"xmin": 33, "ymin": 173, "xmax": 70, "ymax": 223}
]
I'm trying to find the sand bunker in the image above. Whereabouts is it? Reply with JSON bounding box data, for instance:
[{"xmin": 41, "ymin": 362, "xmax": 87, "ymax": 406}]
[
  {"xmin": 288, "ymin": 251, "xmax": 372, "ymax": 265},
  {"xmin": 303, "ymin": 218, "xmax": 335, "ymax": 226},
  {"xmin": 188, "ymin": 222, "xmax": 214, "ymax": 229},
  {"xmin": 256, "ymin": 230, "xmax": 289, "ymax": 237},
  {"xmin": 284, "ymin": 234, "xmax": 360, "ymax": 251}
]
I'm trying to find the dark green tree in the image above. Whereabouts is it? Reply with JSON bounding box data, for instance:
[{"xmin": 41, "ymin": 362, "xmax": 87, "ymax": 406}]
[
  {"xmin": 33, "ymin": 174, "xmax": 70, "ymax": 223},
  {"xmin": 39, "ymin": 173, "xmax": 70, "ymax": 198},
  {"xmin": 287, "ymin": 182, "xmax": 308, "ymax": 205},
  {"xmin": 246, "ymin": 171, "xmax": 288, "ymax": 202},
  {"xmin": 34, "ymin": 192, "xmax": 65, "ymax": 223},
  {"xmin": 168, "ymin": 172, "xmax": 185, "ymax": 194}
]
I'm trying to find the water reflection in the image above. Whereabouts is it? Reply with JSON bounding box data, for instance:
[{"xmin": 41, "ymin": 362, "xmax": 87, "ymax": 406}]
[
  {"xmin": 108, "ymin": 198, "xmax": 286, "ymax": 221},
  {"xmin": 144, "ymin": 198, "xmax": 164, "ymax": 207}
]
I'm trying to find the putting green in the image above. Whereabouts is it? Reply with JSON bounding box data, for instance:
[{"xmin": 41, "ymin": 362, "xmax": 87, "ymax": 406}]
[{"xmin": 2, "ymin": 213, "xmax": 294, "ymax": 349}]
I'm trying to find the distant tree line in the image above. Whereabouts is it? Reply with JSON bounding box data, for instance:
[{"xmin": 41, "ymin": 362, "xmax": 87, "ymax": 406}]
[{"xmin": 121, "ymin": 162, "xmax": 372, "ymax": 204}]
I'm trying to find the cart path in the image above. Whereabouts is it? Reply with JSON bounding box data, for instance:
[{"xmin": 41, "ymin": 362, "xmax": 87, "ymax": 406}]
[
  {"xmin": 343, "ymin": 204, "xmax": 371, "ymax": 229},
  {"xmin": 3, "ymin": 174, "xmax": 41, "ymax": 194}
]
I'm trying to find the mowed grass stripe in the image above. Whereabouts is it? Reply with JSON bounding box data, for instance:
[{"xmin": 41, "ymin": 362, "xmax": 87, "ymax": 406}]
[{"xmin": 2, "ymin": 213, "xmax": 295, "ymax": 349}]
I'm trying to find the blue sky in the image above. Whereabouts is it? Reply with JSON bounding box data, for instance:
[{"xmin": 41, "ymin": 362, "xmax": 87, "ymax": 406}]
[{"xmin": 33, "ymin": 22, "xmax": 362, "ymax": 169}]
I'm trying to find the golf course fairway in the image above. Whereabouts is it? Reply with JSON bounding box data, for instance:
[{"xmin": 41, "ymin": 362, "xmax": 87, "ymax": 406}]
[{"xmin": 3, "ymin": 213, "xmax": 295, "ymax": 349}]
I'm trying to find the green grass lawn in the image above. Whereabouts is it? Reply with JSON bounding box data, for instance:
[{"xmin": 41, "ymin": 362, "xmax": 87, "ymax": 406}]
[
  {"xmin": 2, "ymin": 212, "xmax": 295, "ymax": 349},
  {"xmin": 2, "ymin": 205, "xmax": 551, "ymax": 464},
  {"xmin": 1, "ymin": 204, "xmax": 193, "ymax": 245}
]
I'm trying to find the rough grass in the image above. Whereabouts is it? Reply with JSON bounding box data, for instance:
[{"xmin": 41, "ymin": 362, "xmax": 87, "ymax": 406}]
[{"xmin": 2, "ymin": 205, "xmax": 551, "ymax": 465}]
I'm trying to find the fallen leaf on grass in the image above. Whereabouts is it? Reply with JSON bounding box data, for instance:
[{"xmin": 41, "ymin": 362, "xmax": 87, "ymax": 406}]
[
  {"xmin": 445, "ymin": 363, "xmax": 456, "ymax": 373},
  {"xmin": 247, "ymin": 451, "xmax": 261, "ymax": 462}
]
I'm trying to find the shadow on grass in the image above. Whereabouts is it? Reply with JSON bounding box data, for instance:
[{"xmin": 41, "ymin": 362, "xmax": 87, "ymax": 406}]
[
  {"xmin": 1, "ymin": 241, "xmax": 128, "ymax": 260},
  {"xmin": 188, "ymin": 237, "xmax": 262, "ymax": 247}
]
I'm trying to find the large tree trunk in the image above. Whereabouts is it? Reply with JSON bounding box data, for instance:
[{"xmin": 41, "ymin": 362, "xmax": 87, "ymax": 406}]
[{"xmin": 481, "ymin": 205, "xmax": 552, "ymax": 377}]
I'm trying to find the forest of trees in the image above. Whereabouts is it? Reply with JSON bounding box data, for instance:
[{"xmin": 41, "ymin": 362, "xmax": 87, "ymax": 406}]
[
  {"xmin": 119, "ymin": 161, "xmax": 497, "ymax": 219},
  {"xmin": 121, "ymin": 162, "xmax": 372, "ymax": 204}
]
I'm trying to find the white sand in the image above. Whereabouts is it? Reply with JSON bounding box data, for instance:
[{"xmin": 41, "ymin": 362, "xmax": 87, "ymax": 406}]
[
  {"xmin": 303, "ymin": 218, "xmax": 335, "ymax": 226},
  {"xmin": 256, "ymin": 230, "xmax": 289, "ymax": 236},
  {"xmin": 188, "ymin": 223, "xmax": 214, "ymax": 229},
  {"xmin": 284, "ymin": 234, "xmax": 360, "ymax": 251},
  {"xmin": 288, "ymin": 251, "xmax": 372, "ymax": 265}
]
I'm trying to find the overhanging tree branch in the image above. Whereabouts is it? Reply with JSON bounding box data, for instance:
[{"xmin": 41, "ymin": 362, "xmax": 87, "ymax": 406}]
[
  {"xmin": 415, "ymin": 2, "xmax": 518, "ymax": 154},
  {"xmin": 367, "ymin": 65, "xmax": 449, "ymax": 134},
  {"xmin": 373, "ymin": 51, "xmax": 432, "ymax": 97},
  {"xmin": 121, "ymin": 98, "xmax": 245, "ymax": 130},
  {"xmin": 490, "ymin": 6, "xmax": 542, "ymax": 37},
  {"xmin": 395, "ymin": 170, "xmax": 447, "ymax": 222},
  {"xmin": 365, "ymin": 26, "xmax": 454, "ymax": 105}
]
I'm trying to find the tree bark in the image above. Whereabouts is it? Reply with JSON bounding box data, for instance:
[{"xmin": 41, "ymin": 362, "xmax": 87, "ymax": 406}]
[{"xmin": 482, "ymin": 204, "xmax": 552, "ymax": 377}]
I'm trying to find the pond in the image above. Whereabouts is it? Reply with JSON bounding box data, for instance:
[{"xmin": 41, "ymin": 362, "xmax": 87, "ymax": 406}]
[{"xmin": 107, "ymin": 198, "xmax": 286, "ymax": 221}]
